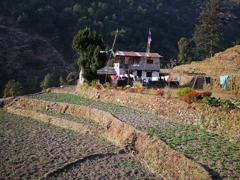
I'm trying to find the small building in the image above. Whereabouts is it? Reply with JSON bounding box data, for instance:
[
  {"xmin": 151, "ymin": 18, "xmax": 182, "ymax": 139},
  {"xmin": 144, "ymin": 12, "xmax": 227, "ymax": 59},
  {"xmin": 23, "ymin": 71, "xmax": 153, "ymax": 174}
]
[
  {"xmin": 97, "ymin": 67, "xmax": 117, "ymax": 84},
  {"xmin": 114, "ymin": 51, "xmax": 162, "ymax": 81}
]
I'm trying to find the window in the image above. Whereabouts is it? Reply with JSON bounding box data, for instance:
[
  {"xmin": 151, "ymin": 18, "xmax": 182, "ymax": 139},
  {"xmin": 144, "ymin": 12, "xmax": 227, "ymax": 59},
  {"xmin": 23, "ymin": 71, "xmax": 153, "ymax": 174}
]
[
  {"xmin": 133, "ymin": 58, "xmax": 140, "ymax": 66},
  {"xmin": 147, "ymin": 59, "xmax": 153, "ymax": 64}
]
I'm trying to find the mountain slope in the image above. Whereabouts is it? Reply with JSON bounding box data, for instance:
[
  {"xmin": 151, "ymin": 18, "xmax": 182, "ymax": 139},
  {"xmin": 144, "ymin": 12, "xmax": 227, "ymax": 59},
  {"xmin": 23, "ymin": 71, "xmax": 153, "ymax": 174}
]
[{"xmin": 0, "ymin": 25, "xmax": 73, "ymax": 95}]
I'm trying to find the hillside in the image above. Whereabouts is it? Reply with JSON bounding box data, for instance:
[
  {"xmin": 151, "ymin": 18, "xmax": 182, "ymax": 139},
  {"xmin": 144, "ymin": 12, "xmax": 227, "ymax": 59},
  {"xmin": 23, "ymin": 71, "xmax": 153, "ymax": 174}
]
[
  {"xmin": 0, "ymin": 0, "xmax": 240, "ymax": 96},
  {"xmin": 0, "ymin": 0, "xmax": 239, "ymax": 60},
  {"xmin": 0, "ymin": 25, "xmax": 75, "ymax": 96},
  {"xmin": 169, "ymin": 45, "xmax": 240, "ymax": 91}
]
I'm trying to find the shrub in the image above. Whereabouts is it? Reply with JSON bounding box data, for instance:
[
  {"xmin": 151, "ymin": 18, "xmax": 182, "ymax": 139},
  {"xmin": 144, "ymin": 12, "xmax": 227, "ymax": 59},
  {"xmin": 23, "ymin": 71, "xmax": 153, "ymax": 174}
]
[
  {"xmin": 103, "ymin": 82, "xmax": 111, "ymax": 89},
  {"xmin": 176, "ymin": 87, "xmax": 194, "ymax": 97},
  {"xmin": 221, "ymin": 100, "xmax": 235, "ymax": 111},
  {"xmin": 183, "ymin": 91, "xmax": 202, "ymax": 103},
  {"xmin": 66, "ymin": 72, "xmax": 75, "ymax": 85},
  {"xmin": 4, "ymin": 80, "xmax": 24, "ymax": 97},
  {"xmin": 91, "ymin": 80, "xmax": 97, "ymax": 87},
  {"xmin": 156, "ymin": 89, "xmax": 164, "ymax": 96},
  {"xmin": 59, "ymin": 76, "xmax": 65, "ymax": 86},
  {"xmin": 79, "ymin": 82, "xmax": 90, "ymax": 90},
  {"xmin": 40, "ymin": 73, "xmax": 52, "ymax": 91},
  {"xmin": 203, "ymin": 97, "xmax": 222, "ymax": 107},
  {"xmin": 203, "ymin": 97, "xmax": 236, "ymax": 111}
]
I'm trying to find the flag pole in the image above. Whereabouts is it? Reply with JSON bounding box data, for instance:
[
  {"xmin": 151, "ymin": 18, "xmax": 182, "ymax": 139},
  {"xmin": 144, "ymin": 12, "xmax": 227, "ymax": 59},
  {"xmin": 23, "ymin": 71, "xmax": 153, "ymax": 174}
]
[{"xmin": 105, "ymin": 29, "xmax": 119, "ymax": 83}]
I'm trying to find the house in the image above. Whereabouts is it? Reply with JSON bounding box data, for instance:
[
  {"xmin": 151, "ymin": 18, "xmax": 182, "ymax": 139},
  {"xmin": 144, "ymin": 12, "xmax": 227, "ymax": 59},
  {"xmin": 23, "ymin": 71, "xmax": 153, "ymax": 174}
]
[{"xmin": 114, "ymin": 51, "xmax": 162, "ymax": 81}]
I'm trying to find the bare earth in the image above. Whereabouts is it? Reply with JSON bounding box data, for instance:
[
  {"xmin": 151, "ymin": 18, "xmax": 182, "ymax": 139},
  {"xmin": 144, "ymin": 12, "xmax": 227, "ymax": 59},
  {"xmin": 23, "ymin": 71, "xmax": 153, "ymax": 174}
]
[{"xmin": 0, "ymin": 109, "xmax": 161, "ymax": 179}]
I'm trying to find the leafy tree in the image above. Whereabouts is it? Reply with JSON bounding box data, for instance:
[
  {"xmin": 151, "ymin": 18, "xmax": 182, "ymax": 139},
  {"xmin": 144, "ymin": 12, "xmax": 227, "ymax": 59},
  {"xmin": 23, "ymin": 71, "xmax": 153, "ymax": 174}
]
[
  {"xmin": 40, "ymin": 73, "xmax": 51, "ymax": 91},
  {"xmin": 178, "ymin": 37, "xmax": 191, "ymax": 64},
  {"xmin": 193, "ymin": 0, "xmax": 224, "ymax": 60},
  {"xmin": 72, "ymin": 27, "xmax": 107, "ymax": 84},
  {"xmin": 3, "ymin": 80, "xmax": 24, "ymax": 97},
  {"xmin": 66, "ymin": 72, "xmax": 75, "ymax": 85}
]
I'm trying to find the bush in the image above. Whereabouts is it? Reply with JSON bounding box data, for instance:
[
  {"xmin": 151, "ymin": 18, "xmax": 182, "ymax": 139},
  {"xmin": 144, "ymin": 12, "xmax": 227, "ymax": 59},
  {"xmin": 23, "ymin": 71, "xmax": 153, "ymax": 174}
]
[
  {"xmin": 221, "ymin": 100, "xmax": 235, "ymax": 111},
  {"xmin": 91, "ymin": 80, "xmax": 97, "ymax": 87},
  {"xmin": 203, "ymin": 97, "xmax": 235, "ymax": 111},
  {"xmin": 203, "ymin": 97, "xmax": 222, "ymax": 107},
  {"xmin": 59, "ymin": 76, "xmax": 65, "ymax": 86},
  {"xmin": 155, "ymin": 89, "xmax": 164, "ymax": 96},
  {"xmin": 183, "ymin": 91, "xmax": 202, "ymax": 103},
  {"xmin": 4, "ymin": 80, "xmax": 24, "ymax": 98},
  {"xmin": 66, "ymin": 72, "xmax": 75, "ymax": 85},
  {"xmin": 40, "ymin": 73, "xmax": 52, "ymax": 91},
  {"xmin": 103, "ymin": 82, "xmax": 111, "ymax": 89},
  {"xmin": 176, "ymin": 87, "xmax": 194, "ymax": 97},
  {"xmin": 79, "ymin": 82, "xmax": 90, "ymax": 90}
]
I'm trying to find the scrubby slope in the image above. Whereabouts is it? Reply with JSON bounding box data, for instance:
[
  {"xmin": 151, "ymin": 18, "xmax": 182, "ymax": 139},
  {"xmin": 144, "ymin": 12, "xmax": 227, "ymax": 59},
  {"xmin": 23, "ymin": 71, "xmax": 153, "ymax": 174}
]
[{"xmin": 170, "ymin": 45, "xmax": 240, "ymax": 90}]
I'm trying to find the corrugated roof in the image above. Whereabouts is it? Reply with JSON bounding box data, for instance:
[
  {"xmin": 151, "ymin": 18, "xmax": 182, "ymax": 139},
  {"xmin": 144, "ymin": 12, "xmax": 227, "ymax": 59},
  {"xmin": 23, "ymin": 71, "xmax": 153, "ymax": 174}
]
[
  {"xmin": 115, "ymin": 51, "xmax": 162, "ymax": 58},
  {"xmin": 97, "ymin": 67, "xmax": 116, "ymax": 75}
]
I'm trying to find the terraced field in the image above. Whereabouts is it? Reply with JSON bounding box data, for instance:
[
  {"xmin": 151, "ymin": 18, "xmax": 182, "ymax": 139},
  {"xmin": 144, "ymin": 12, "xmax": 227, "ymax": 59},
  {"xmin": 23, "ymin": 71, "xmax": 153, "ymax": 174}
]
[
  {"xmin": 0, "ymin": 109, "xmax": 161, "ymax": 179},
  {"xmin": 26, "ymin": 92, "xmax": 240, "ymax": 179}
]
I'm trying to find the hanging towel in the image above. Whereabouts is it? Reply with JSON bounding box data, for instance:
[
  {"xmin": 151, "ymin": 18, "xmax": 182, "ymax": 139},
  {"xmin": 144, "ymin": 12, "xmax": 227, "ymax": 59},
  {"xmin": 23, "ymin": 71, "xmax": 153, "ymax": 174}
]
[
  {"xmin": 205, "ymin": 77, "xmax": 211, "ymax": 85},
  {"xmin": 220, "ymin": 75, "xmax": 229, "ymax": 89}
]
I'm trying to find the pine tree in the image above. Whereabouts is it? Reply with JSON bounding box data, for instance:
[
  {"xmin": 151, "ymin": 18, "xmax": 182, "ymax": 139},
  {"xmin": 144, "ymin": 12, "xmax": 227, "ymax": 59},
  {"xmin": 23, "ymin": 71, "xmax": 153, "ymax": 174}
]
[
  {"xmin": 193, "ymin": 0, "xmax": 224, "ymax": 60},
  {"xmin": 72, "ymin": 27, "xmax": 107, "ymax": 84},
  {"xmin": 178, "ymin": 37, "xmax": 191, "ymax": 64}
]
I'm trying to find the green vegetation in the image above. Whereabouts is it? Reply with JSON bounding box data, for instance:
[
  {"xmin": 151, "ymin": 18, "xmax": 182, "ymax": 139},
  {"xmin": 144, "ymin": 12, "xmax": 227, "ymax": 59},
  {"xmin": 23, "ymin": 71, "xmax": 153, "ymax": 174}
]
[
  {"xmin": 139, "ymin": 123, "xmax": 240, "ymax": 179},
  {"xmin": 178, "ymin": 37, "xmax": 191, "ymax": 64},
  {"xmin": 176, "ymin": 87, "xmax": 194, "ymax": 97},
  {"xmin": 66, "ymin": 72, "xmax": 75, "ymax": 85},
  {"xmin": 3, "ymin": 80, "xmax": 24, "ymax": 97},
  {"xmin": 193, "ymin": 0, "xmax": 224, "ymax": 60},
  {"xmin": 72, "ymin": 27, "xmax": 107, "ymax": 84},
  {"xmin": 103, "ymin": 82, "xmax": 111, "ymax": 89},
  {"xmin": 40, "ymin": 73, "xmax": 52, "ymax": 91},
  {"xmin": 203, "ymin": 96, "xmax": 236, "ymax": 111},
  {"xmin": 17, "ymin": 92, "xmax": 240, "ymax": 178}
]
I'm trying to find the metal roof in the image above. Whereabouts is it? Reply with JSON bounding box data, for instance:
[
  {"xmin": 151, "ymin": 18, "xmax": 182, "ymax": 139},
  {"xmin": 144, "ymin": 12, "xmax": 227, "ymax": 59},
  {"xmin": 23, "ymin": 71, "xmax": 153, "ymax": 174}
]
[
  {"xmin": 97, "ymin": 67, "xmax": 116, "ymax": 75},
  {"xmin": 115, "ymin": 51, "xmax": 162, "ymax": 58}
]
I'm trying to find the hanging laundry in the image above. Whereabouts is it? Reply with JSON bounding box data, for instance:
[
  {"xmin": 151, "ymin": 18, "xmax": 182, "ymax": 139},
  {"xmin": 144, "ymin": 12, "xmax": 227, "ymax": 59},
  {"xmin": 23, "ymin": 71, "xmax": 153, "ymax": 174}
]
[
  {"xmin": 220, "ymin": 75, "xmax": 229, "ymax": 89},
  {"xmin": 176, "ymin": 76, "xmax": 181, "ymax": 83},
  {"xmin": 164, "ymin": 75, "xmax": 170, "ymax": 82},
  {"xmin": 205, "ymin": 77, "xmax": 211, "ymax": 85}
]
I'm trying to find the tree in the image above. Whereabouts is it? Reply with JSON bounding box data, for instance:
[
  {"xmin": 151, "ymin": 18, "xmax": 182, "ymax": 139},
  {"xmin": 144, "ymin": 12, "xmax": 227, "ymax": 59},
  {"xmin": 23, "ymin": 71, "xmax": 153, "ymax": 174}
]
[
  {"xmin": 193, "ymin": 0, "xmax": 224, "ymax": 60},
  {"xmin": 3, "ymin": 80, "xmax": 23, "ymax": 97},
  {"xmin": 72, "ymin": 27, "xmax": 107, "ymax": 84},
  {"xmin": 59, "ymin": 76, "xmax": 65, "ymax": 86},
  {"xmin": 178, "ymin": 37, "xmax": 191, "ymax": 64},
  {"xmin": 40, "ymin": 73, "xmax": 51, "ymax": 91},
  {"xmin": 66, "ymin": 72, "xmax": 75, "ymax": 85}
]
